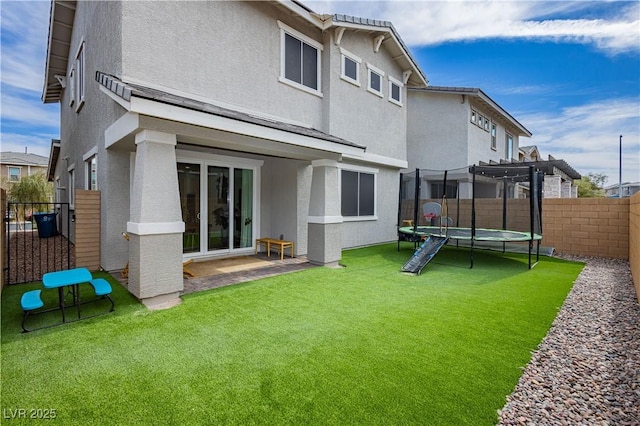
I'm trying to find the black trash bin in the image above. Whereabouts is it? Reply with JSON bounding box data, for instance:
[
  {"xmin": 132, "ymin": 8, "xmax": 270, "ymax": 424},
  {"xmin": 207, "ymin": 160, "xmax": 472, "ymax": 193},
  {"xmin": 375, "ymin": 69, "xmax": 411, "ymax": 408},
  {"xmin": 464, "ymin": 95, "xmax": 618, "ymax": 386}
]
[{"xmin": 33, "ymin": 212, "xmax": 58, "ymax": 238}]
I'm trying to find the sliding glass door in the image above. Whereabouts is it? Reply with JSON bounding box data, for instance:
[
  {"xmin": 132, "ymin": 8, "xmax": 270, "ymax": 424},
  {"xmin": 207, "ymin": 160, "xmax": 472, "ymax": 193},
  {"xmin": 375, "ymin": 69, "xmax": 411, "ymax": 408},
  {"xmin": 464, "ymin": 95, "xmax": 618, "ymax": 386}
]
[{"xmin": 178, "ymin": 157, "xmax": 258, "ymax": 257}]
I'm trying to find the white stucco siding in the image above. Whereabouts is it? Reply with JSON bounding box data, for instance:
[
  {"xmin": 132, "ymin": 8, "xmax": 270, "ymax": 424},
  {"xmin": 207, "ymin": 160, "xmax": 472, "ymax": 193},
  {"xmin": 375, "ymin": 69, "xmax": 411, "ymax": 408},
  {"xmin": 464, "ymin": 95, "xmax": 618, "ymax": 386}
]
[
  {"xmin": 325, "ymin": 30, "xmax": 408, "ymax": 160},
  {"xmin": 406, "ymin": 92, "xmax": 469, "ymax": 171},
  {"xmin": 121, "ymin": 1, "xmax": 323, "ymax": 130},
  {"xmin": 55, "ymin": 1, "xmax": 129, "ymax": 270}
]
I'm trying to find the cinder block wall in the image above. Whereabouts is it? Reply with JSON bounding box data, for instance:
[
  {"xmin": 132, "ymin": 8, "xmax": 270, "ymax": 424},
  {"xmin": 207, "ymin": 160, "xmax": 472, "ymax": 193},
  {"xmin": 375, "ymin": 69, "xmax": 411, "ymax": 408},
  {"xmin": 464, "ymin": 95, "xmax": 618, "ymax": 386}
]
[
  {"xmin": 542, "ymin": 198, "xmax": 629, "ymax": 259},
  {"xmin": 400, "ymin": 198, "xmax": 631, "ymax": 260},
  {"xmin": 629, "ymin": 192, "xmax": 640, "ymax": 304}
]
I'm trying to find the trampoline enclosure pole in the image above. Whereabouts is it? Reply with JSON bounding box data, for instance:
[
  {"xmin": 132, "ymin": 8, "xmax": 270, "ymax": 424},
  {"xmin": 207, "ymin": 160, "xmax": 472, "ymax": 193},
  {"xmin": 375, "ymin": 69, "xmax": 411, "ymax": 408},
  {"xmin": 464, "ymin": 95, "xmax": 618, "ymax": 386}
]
[
  {"xmin": 471, "ymin": 165, "xmax": 476, "ymax": 268},
  {"xmin": 413, "ymin": 168, "xmax": 420, "ymax": 233},
  {"xmin": 528, "ymin": 165, "xmax": 535, "ymax": 269}
]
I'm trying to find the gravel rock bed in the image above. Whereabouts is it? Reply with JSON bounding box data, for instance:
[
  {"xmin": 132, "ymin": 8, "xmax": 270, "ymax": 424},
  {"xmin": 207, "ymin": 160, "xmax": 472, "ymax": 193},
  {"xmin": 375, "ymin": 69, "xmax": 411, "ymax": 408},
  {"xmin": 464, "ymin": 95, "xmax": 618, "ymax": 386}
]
[{"xmin": 498, "ymin": 256, "xmax": 640, "ymax": 425}]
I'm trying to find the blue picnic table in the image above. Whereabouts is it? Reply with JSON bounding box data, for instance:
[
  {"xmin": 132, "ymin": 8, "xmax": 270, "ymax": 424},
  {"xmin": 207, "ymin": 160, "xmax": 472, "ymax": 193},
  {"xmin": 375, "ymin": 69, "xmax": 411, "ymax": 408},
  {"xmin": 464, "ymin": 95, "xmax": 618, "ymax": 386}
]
[{"xmin": 20, "ymin": 267, "xmax": 114, "ymax": 332}]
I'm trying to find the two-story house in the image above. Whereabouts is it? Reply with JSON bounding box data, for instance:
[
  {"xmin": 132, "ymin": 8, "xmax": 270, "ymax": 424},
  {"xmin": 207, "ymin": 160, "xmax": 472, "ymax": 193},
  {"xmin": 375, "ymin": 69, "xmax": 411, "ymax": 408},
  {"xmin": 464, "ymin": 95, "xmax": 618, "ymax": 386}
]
[
  {"xmin": 406, "ymin": 86, "xmax": 532, "ymax": 200},
  {"xmin": 0, "ymin": 151, "xmax": 49, "ymax": 185},
  {"xmin": 43, "ymin": 1, "xmax": 427, "ymax": 307}
]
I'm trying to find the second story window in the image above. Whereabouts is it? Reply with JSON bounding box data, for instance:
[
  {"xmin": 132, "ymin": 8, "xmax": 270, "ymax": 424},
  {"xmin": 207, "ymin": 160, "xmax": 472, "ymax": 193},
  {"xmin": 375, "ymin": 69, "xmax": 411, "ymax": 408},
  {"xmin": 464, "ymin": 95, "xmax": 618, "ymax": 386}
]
[
  {"xmin": 74, "ymin": 41, "xmax": 85, "ymax": 111},
  {"xmin": 340, "ymin": 48, "xmax": 361, "ymax": 86},
  {"xmin": 388, "ymin": 76, "xmax": 403, "ymax": 106},
  {"xmin": 506, "ymin": 134, "xmax": 514, "ymax": 160},
  {"xmin": 367, "ymin": 63, "xmax": 384, "ymax": 97},
  {"xmin": 8, "ymin": 167, "xmax": 20, "ymax": 181},
  {"xmin": 278, "ymin": 21, "xmax": 322, "ymax": 96},
  {"xmin": 491, "ymin": 123, "xmax": 497, "ymax": 150}
]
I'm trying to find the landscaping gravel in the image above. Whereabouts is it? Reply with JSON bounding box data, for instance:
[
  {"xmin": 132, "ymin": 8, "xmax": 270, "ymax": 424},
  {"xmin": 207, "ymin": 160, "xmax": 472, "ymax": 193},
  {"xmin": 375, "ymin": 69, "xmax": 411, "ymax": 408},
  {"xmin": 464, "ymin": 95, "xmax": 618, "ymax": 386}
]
[{"xmin": 498, "ymin": 256, "xmax": 640, "ymax": 425}]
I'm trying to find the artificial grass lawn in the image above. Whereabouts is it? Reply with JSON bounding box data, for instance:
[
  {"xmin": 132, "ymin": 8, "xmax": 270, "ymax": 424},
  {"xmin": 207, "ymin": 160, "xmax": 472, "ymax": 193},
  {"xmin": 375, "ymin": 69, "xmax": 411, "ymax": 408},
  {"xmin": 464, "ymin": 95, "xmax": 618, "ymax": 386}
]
[{"xmin": 1, "ymin": 245, "xmax": 583, "ymax": 425}]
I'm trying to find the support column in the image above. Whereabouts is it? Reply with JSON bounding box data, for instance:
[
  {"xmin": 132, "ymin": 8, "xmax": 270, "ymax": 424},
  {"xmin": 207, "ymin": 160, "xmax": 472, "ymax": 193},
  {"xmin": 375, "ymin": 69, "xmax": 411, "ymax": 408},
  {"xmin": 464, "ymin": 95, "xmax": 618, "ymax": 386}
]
[
  {"xmin": 307, "ymin": 160, "xmax": 342, "ymax": 267},
  {"xmin": 127, "ymin": 130, "xmax": 184, "ymax": 309}
]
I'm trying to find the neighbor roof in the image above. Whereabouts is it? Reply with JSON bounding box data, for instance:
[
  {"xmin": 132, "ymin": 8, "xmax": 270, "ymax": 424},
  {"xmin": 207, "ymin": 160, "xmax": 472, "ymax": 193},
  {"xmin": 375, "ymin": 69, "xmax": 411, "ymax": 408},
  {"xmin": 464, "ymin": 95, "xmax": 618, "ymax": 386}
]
[
  {"xmin": 409, "ymin": 86, "xmax": 532, "ymax": 137},
  {"xmin": 0, "ymin": 152, "xmax": 49, "ymax": 167}
]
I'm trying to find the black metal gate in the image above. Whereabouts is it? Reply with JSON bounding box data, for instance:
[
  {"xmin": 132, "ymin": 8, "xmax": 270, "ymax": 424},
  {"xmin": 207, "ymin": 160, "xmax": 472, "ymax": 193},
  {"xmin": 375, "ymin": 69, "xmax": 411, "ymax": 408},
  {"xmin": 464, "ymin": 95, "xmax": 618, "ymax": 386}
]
[{"xmin": 5, "ymin": 202, "xmax": 72, "ymax": 284}]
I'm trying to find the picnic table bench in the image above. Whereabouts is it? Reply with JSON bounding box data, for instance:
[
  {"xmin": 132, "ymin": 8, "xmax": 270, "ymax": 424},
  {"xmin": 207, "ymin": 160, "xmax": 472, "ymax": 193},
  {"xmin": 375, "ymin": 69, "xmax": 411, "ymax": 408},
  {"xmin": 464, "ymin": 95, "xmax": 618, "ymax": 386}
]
[{"xmin": 20, "ymin": 267, "xmax": 115, "ymax": 333}]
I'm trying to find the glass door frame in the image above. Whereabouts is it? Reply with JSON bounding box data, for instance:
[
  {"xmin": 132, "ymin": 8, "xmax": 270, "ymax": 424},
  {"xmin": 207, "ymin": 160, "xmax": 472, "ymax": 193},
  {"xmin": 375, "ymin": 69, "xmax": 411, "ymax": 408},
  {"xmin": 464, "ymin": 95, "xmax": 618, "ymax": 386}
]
[{"xmin": 177, "ymin": 150, "xmax": 262, "ymax": 260}]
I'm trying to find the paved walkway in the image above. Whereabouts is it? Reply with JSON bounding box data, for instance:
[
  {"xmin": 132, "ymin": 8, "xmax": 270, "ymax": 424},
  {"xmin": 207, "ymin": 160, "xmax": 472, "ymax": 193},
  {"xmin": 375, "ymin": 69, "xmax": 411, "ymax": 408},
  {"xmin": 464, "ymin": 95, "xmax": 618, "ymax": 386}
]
[{"xmin": 182, "ymin": 254, "xmax": 316, "ymax": 294}]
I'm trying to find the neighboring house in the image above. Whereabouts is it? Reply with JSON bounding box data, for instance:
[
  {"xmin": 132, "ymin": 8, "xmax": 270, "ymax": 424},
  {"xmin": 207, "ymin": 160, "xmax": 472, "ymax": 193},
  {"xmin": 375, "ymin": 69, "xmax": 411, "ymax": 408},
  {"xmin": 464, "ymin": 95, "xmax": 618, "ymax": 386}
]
[
  {"xmin": 604, "ymin": 182, "xmax": 640, "ymax": 198},
  {"xmin": 406, "ymin": 86, "xmax": 532, "ymax": 199},
  {"xmin": 517, "ymin": 148, "xmax": 580, "ymax": 198},
  {"xmin": 42, "ymin": 1, "xmax": 428, "ymax": 307},
  {"xmin": 0, "ymin": 151, "xmax": 49, "ymax": 185}
]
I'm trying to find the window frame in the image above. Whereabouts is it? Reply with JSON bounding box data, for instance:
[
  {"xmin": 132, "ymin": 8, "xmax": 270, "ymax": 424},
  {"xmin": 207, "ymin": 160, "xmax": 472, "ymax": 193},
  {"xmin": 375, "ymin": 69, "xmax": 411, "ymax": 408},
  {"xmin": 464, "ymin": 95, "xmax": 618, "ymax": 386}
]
[
  {"xmin": 68, "ymin": 165, "xmax": 75, "ymax": 209},
  {"xmin": 277, "ymin": 21, "xmax": 323, "ymax": 97},
  {"xmin": 8, "ymin": 166, "xmax": 21, "ymax": 182},
  {"xmin": 506, "ymin": 133, "xmax": 514, "ymax": 160},
  {"xmin": 388, "ymin": 76, "xmax": 403, "ymax": 106},
  {"xmin": 366, "ymin": 63, "xmax": 385, "ymax": 97},
  {"xmin": 74, "ymin": 40, "xmax": 85, "ymax": 112},
  {"xmin": 471, "ymin": 109, "xmax": 477, "ymax": 125},
  {"xmin": 491, "ymin": 123, "xmax": 497, "ymax": 150},
  {"xmin": 339, "ymin": 47, "xmax": 361, "ymax": 87},
  {"xmin": 83, "ymin": 149, "xmax": 98, "ymax": 191},
  {"xmin": 339, "ymin": 166, "xmax": 378, "ymax": 221}
]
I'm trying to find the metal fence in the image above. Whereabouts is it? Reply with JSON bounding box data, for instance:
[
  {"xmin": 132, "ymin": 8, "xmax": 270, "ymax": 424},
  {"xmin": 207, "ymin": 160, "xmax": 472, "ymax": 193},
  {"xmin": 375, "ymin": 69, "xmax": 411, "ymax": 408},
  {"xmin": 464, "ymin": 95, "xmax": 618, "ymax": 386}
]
[{"xmin": 5, "ymin": 202, "xmax": 72, "ymax": 284}]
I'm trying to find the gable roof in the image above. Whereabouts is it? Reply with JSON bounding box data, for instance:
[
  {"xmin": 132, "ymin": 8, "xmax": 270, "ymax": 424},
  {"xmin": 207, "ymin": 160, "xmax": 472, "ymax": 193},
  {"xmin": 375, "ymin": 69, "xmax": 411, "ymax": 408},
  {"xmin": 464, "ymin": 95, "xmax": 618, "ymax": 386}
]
[
  {"xmin": 275, "ymin": 1, "xmax": 428, "ymax": 88},
  {"xmin": 409, "ymin": 86, "xmax": 532, "ymax": 137},
  {"xmin": 43, "ymin": 0, "xmax": 427, "ymax": 103},
  {"xmin": 0, "ymin": 152, "xmax": 49, "ymax": 167}
]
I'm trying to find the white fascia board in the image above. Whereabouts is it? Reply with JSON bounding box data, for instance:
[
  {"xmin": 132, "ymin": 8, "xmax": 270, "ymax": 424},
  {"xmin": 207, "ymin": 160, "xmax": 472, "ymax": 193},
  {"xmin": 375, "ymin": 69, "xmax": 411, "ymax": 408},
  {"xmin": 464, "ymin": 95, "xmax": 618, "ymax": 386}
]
[
  {"xmin": 105, "ymin": 112, "xmax": 140, "ymax": 149},
  {"xmin": 331, "ymin": 23, "xmax": 428, "ymax": 88},
  {"xmin": 99, "ymin": 85, "xmax": 131, "ymax": 110},
  {"xmin": 275, "ymin": 1, "xmax": 325, "ymax": 29},
  {"xmin": 129, "ymin": 97, "xmax": 365, "ymax": 157},
  {"xmin": 342, "ymin": 151, "xmax": 408, "ymax": 169}
]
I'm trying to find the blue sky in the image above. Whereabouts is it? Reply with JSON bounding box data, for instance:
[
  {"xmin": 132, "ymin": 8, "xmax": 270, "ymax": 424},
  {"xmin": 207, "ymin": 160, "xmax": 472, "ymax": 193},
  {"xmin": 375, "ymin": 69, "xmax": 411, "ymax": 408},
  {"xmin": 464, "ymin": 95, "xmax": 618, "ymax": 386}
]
[{"xmin": 1, "ymin": 1, "xmax": 639, "ymax": 185}]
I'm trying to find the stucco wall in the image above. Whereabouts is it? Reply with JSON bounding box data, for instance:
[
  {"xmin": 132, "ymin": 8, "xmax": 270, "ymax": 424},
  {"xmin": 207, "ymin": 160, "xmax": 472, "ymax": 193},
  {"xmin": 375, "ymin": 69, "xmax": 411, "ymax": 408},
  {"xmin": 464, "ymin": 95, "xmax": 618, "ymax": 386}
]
[
  {"xmin": 325, "ymin": 30, "xmax": 407, "ymax": 160},
  {"xmin": 121, "ymin": 1, "xmax": 324, "ymax": 130},
  {"xmin": 56, "ymin": 1, "xmax": 125, "ymax": 270},
  {"xmin": 407, "ymin": 92, "xmax": 469, "ymax": 171},
  {"xmin": 629, "ymin": 192, "xmax": 640, "ymax": 303}
]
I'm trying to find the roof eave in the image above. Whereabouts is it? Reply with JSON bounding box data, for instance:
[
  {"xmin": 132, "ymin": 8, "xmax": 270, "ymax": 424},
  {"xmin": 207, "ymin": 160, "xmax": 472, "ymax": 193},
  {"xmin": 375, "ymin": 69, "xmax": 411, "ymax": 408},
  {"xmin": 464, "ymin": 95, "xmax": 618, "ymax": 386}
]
[{"xmin": 42, "ymin": 1, "xmax": 77, "ymax": 104}]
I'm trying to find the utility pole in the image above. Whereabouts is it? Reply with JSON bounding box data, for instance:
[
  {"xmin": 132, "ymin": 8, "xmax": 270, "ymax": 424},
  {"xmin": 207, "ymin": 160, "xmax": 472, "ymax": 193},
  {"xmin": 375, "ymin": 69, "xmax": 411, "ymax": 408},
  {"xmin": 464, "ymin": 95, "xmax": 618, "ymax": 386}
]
[{"xmin": 619, "ymin": 135, "xmax": 623, "ymax": 198}]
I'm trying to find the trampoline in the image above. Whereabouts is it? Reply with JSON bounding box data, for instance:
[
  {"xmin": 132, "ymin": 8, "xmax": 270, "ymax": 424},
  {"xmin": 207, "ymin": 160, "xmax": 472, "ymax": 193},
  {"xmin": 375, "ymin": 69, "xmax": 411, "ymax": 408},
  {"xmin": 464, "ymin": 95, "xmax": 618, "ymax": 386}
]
[
  {"xmin": 398, "ymin": 226, "xmax": 542, "ymax": 242},
  {"xmin": 398, "ymin": 164, "xmax": 545, "ymax": 269}
]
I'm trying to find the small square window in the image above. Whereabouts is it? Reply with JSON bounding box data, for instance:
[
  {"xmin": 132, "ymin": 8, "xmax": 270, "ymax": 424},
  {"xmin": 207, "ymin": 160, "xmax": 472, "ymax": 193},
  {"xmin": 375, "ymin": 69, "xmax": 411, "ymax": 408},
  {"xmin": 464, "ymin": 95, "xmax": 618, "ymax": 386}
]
[
  {"xmin": 471, "ymin": 110, "xmax": 477, "ymax": 124},
  {"xmin": 388, "ymin": 76, "xmax": 403, "ymax": 106},
  {"xmin": 478, "ymin": 115, "xmax": 484, "ymax": 128},
  {"xmin": 484, "ymin": 118, "xmax": 490, "ymax": 132},
  {"xmin": 340, "ymin": 48, "xmax": 361, "ymax": 87},
  {"xmin": 366, "ymin": 63, "xmax": 385, "ymax": 97}
]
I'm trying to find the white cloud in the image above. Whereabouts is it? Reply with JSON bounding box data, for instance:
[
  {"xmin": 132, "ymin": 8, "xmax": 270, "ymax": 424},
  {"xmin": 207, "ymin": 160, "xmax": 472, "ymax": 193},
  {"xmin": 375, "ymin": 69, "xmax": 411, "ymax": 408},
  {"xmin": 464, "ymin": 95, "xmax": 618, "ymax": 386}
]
[
  {"xmin": 520, "ymin": 98, "xmax": 640, "ymax": 184},
  {"xmin": 0, "ymin": 132, "xmax": 54, "ymax": 157},
  {"xmin": 1, "ymin": 90, "xmax": 59, "ymax": 129},
  {"xmin": 313, "ymin": 1, "xmax": 640, "ymax": 54},
  {"xmin": 0, "ymin": 1, "xmax": 51, "ymax": 94}
]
